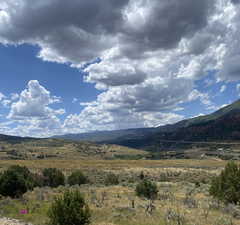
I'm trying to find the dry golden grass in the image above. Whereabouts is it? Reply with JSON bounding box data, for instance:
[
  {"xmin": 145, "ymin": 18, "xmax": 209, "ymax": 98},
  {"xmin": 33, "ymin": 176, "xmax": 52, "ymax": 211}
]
[
  {"xmin": 87, "ymin": 183, "xmax": 240, "ymax": 225},
  {"xmin": 3, "ymin": 182, "xmax": 239, "ymax": 225},
  {"xmin": 0, "ymin": 159, "xmax": 229, "ymax": 171},
  {"xmin": 0, "ymin": 139, "xmax": 148, "ymax": 161},
  {"xmin": 1, "ymin": 159, "xmax": 239, "ymax": 225}
]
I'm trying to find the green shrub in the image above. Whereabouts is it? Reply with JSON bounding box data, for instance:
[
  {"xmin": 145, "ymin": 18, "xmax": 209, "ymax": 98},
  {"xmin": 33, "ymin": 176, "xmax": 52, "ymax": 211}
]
[
  {"xmin": 135, "ymin": 179, "xmax": 158, "ymax": 200},
  {"xmin": 48, "ymin": 190, "xmax": 91, "ymax": 225},
  {"xmin": 43, "ymin": 168, "xmax": 65, "ymax": 188},
  {"xmin": 104, "ymin": 173, "xmax": 119, "ymax": 186},
  {"xmin": 31, "ymin": 173, "xmax": 45, "ymax": 187},
  {"xmin": 139, "ymin": 171, "xmax": 145, "ymax": 180},
  {"xmin": 210, "ymin": 161, "xmax": 240, "ymax": 204},
  {"xmin": 0, "ymin": 165, "xmax": 36, "ymax": 198},
  {"xmin": 68, "ymin": 170, "xmax": 88, "ymax": 186}
]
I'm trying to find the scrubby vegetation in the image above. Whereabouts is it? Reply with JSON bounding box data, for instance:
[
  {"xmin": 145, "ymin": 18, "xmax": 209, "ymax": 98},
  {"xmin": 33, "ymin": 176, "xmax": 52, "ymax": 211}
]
[
  {"xmin": 0, "ymin": 138, "xmax": 148, "ymax": 161},
  {"xmin": 104, "ymin": 173, "xmax": 119, "ymax": 186},
  {"xmin": 43, "ymin": 168, "xmax": 65, "ymax": 188},
  {"xmin": 68, "ymin": 170, "xmax": 88, "ymax": 186},
  {"xmin": 48, "ymin": 190, "xmax": 91, "ymax": 225},
  {"xmin": 0, "ymin": 166, "xmax": 66, "ymax": 198},
  {"xmin": 210, "ymin": 161, "xmax": 240, "ymax": 204},
  {"xmin": 0, "ymin": 165, "xmax": 37, "ymax": 198},
  {"xmin": 1, "ymin": 160, "xmax": 240, "ymax": 225},
  {"xmin": 135, "ymin": 179, "xmax": 158, "ymax": 200}
]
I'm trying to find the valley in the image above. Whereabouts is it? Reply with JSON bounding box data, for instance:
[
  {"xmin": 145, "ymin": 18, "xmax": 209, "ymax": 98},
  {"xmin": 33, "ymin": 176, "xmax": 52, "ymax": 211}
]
[
  {"xmin": 1, "ymin": 100, "xmax": 240, "ymax": 225},
  {"xmin": 54, "ymin": 99, "xmax": 240, "ymax": 151}
]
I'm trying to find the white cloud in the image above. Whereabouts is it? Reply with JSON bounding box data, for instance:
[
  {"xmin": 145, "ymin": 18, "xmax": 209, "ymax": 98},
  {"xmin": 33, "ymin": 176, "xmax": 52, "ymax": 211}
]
[
  {"xmin": 6, "ymin": 80, "xmax": 65, "ymax": 137},
  {"xmin": 173, "ymin": 107, "xmax": 184, "ymax": 112},
  {"xmin": 220, "ymin": 85, "xmax": 227, "ymax": 93},
  {"xmin": 0, "ymin": 92, "xmax": 21, "ymax": 109},
  {"xmin": 0, "ymin": 92, "xmax": 5, "ymax": 101},
  {"xmin": 188, "ymin": 89, "xmax": 212, "ymax": 106},
  {"xmin": 0, "ymin": 92, "xmax": 9, "ymax": 108},
  {"xmin": 63, "ymin": 110, "xmax": 184, "ymax": 133},
  {"xmin": 236, "ymin": 84, "xmax": 240, "ymax": 94},
  {"xmin": 2, "ymin": 99, "xmax": 11, "ymax": 107},
  {"xmin": 62, "ymin": 77, "xmax": 191, "ymax": 132},
  {"xmin": 72, "ymin": 98, "xmax": 78, "ymax": 104},
  {"xmin": 8, "ymin": 80, "xmax": 62, "ymax": 120},
  {"xmin": 10, "ymin": 93, "xmax": 19, "ymax": 101},
  {"xmin": 0, "ymin": 0, "xmax": 239, "ymax": 135}
]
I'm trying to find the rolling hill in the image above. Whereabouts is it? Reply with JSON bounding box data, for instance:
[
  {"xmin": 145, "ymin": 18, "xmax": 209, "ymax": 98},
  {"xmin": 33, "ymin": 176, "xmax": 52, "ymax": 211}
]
[
  {"xmin": 53, "ymin": 128, "xmax": 156, "ymax": 142},
  {"xmin": 0, "ymin": 134, "xmax": 35, "ymax": 143},
  {"xmin": 0, "ymin": 136, "xmax": 148, "ymax": 160}
]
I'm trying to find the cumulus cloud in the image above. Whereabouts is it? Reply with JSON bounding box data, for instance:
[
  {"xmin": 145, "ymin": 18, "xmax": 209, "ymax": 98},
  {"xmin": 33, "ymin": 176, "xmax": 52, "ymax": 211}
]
[
  {"xmin": 85, "ymin": 59, "xmax": 147, "ymax": 88},
  {"xmin": 0, "ymin": 0, "xmax": 214, "ymax": 62},
  {"xmin": 2, "ymin": 99, "xmax": 11, "ymax": 108},
  {"xmin": 0, "ymin": 0, "xmax": 128, "ymax": 64},
  {"xmin": 217, "ymin": 2, "xmax": 240, "ymax": 81},
  {"xmin": 62, "ymin": 76, "xmax": 191, "ymax": 132},
  {"xmin": 10, "ymin": 93, "xmax": 19, "ymax": 101},
  {"xmin": 6, "ymin": 80, "xmax": 65, "ymax": 137},
  {"xmin": 119, "ymin": 0, "xmax": 215, "ymax": 57},
  {"xmin": 63, "ymin": 109, "xmax": 184, "ymax": 133},
  {"xmin": 0, "ymin": 93, "xmax": 20, "ymax": 108},
  {"xmin": 0, "ymin": 92, "xmax": 10, "ymax": 108},
  {"xmin": 8, "ymin": 80, "xmax": 62, "ymax": 119},
  {"xmin": 0, "ymin": 0, "xmax": 240, "ymax": 135}
]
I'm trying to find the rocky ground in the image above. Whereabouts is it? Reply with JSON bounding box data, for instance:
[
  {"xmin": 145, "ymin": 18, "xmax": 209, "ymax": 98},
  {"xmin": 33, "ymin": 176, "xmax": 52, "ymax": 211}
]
[{"xmin": 0, "ymin": 218, "xmax": 32, "ymax": 225}]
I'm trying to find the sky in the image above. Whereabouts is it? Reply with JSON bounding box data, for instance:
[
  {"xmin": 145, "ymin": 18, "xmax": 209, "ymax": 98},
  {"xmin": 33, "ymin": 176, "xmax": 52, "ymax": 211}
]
[{"xmin": 0, "ymin": 0, "xmax": 240, "ymax": 137}]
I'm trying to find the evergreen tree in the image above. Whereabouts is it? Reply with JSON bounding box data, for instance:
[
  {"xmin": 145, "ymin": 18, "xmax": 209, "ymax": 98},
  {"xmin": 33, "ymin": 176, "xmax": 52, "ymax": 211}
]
[
  {"xmin": 210, "ymin": 161, "xmax": 240, "ymax": 204},
  {"xmin": 48, "ymin": 190, "xmax": 91, "ymax": 225}
]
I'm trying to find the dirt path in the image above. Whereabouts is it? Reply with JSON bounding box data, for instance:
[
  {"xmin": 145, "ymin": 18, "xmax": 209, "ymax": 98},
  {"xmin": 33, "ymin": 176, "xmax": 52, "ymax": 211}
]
[{"xmin": 0, "ymin": 218, "xmax": 32, "ymax": 225}]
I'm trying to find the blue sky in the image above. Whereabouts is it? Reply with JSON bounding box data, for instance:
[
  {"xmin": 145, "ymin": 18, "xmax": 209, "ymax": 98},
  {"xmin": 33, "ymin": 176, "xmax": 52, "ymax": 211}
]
[
  {"xmin": 0, "ymin": 0, "xmax": 240, "ymax": 137},
  {"xmin": 0, "ymin": 44, "xmax": 100, "ymax": 108}
]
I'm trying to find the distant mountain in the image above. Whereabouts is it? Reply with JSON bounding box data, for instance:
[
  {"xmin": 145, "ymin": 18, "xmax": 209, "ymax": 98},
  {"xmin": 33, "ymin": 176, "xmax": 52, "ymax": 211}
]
[
  {"xmin": 54, "ymin": 128, "xmax": 157, "ymax": 142},
  {"xmin": 54, "ymin": 99, "xmax": 240, "ymax": 150},
  {"xmin": 0, "ymin": 134, "xmax": 35, "ymax": 143},
  {"xmin": 158, "ymin": 108, "xmax": 240, "ymax": 141},
  {"xmin": 154, "ymin": 99, "xmax": 240, "ymax": 132}
]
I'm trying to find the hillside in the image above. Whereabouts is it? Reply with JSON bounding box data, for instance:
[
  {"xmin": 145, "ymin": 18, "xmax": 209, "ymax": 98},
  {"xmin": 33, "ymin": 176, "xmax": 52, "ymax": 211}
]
[
  {"xmin": 0, "ymin": 134, "xmax": 35, "ymax": 143},
  {"xmin": 1, "ymin": 99, "xmax": 240, "ymax": 159},
  {"xmin": 0, "ymin": 138, "xmax": 148, "ymax": 160},
  {"xmin": 158, "ymin": 109, "xmax": 240, "ymax": 141},
  {"xmin": 167, "ymin": 99, "xmax": 240, "ymax": 129},
  {"xmin": 53, "ymin": 128, "xmax": 156, "ymax": 142},
  {"xmin": 54, "ymin": 99, "xmax": 240, "ymax": 150}
]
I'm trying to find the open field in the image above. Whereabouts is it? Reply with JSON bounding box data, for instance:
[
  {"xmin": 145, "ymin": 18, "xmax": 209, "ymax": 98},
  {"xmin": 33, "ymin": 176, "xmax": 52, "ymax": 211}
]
[
  {"xmin": 1, "ymin": 159, "xmax": 240, "ymax": 225},
  {"xmin": 2, "ymin": 137, "xmax": 240, "ymax": 163},
  {"xmin": 3, "ymin": 182, "xmax": 240, "ymax": 225},
  {"xmin": 0, "ymin": 159, "xmax": 229, "ymax": 172}
]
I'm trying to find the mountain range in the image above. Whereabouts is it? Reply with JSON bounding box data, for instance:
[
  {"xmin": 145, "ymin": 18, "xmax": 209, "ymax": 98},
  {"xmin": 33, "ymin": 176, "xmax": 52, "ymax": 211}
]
[
  {"xmin": 1, "ymin": 99, "xmax": 240, "ymax": 151},
  {"xmin": 54, "ymin": 99, "xmax": 240, "ymax": 150}
]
